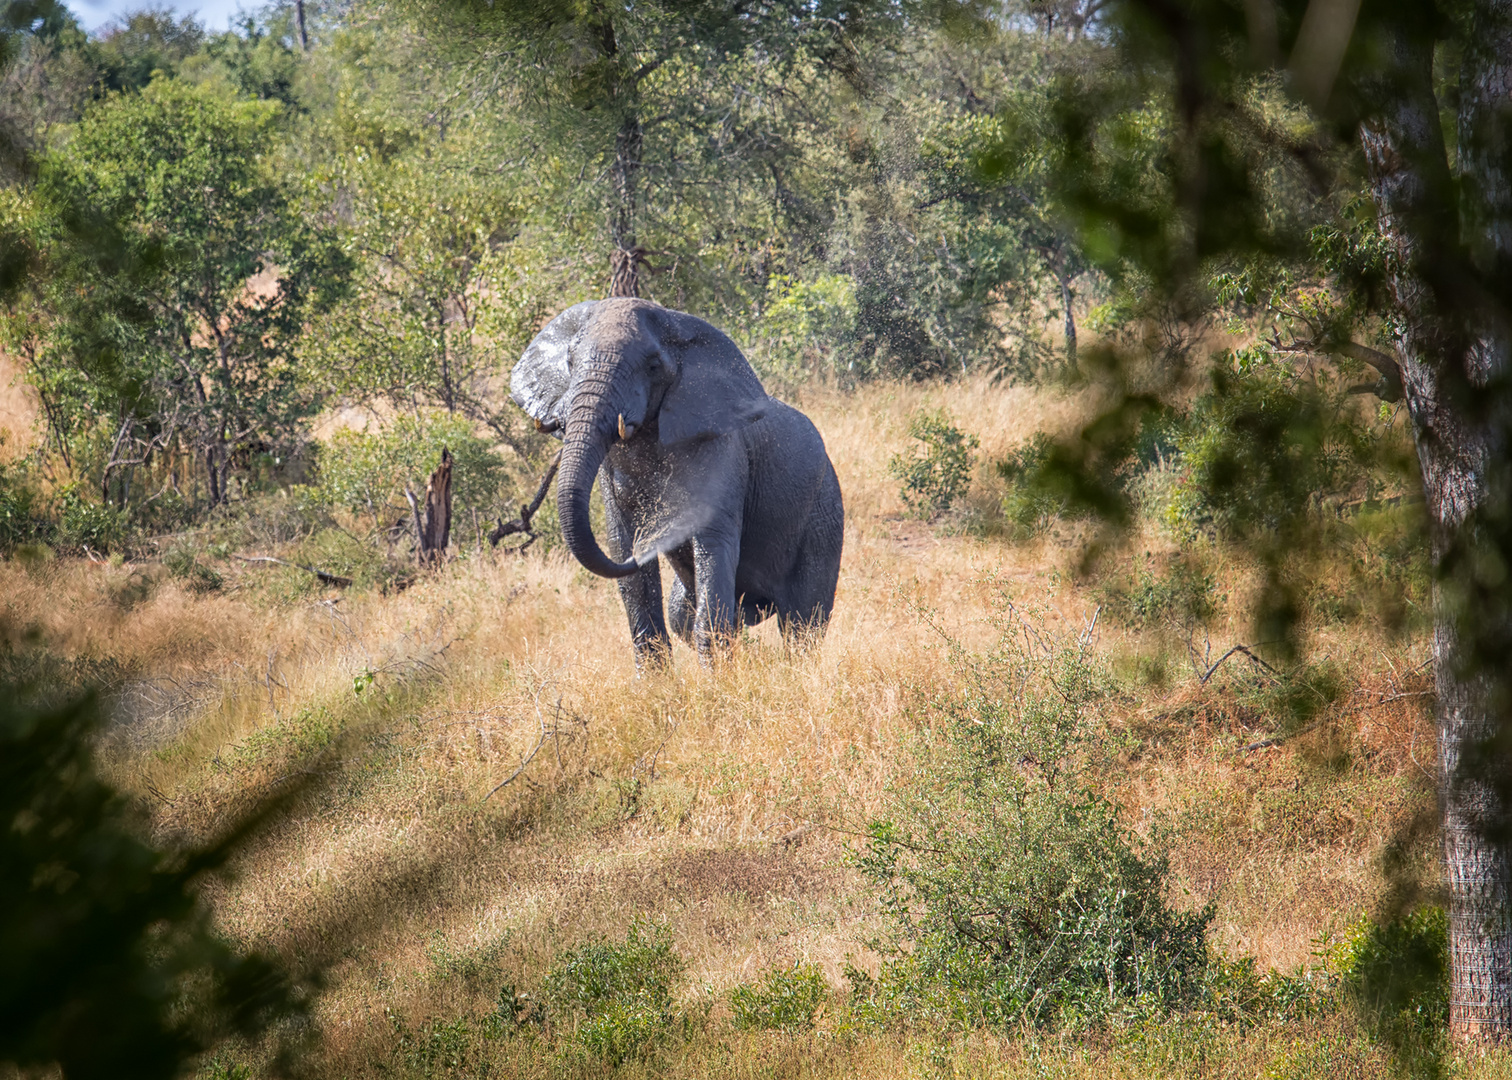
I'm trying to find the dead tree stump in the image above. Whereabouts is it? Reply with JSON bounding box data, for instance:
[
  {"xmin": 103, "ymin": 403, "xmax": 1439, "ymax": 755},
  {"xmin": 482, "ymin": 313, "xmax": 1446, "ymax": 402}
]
[{"xmin": 407, "ymin": 448, "xmax": 453, "ymax": 566}]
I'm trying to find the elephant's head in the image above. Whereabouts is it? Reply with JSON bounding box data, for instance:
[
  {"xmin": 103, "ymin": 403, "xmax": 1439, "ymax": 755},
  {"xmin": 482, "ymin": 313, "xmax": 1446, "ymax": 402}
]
[{"xmin": 510, "ymin": 298, "xmax": 769, "ymax": 578}]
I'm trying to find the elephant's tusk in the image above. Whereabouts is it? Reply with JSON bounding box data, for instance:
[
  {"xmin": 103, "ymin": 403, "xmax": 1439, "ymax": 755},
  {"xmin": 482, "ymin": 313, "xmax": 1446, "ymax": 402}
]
[{"xmin": 618, "ymin": 414, "xmax": 637, "ymax": 441}]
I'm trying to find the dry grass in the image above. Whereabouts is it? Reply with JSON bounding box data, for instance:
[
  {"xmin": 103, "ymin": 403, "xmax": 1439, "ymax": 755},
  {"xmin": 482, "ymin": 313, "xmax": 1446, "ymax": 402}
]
[
  {"xmin": 0, "ymin": 351, "xmax": 39, "ymax": 464},
  {"xmin": 0, "ymin": 375, "xmax": 1472, "ymax": 1077}
]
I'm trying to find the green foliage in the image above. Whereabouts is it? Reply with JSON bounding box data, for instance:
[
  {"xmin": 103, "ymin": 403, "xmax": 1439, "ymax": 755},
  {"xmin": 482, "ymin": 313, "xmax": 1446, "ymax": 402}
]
[
  {"xmin": 1101, "ymin": 557, "xmax": 1221, "ymax": 634},
  {"xmin": 750, "ymin": 274, "xmax": 858, "ymax": 388},
  {"xmin": 855, "ymin": 605, "xmax": 1212, "ymax": 1030},
  {"xmin": 889, "ymin": 409, "xmax": 979, "ymax": 521},
  {"xmin": 19, "ymin": 76, "xmax": 349, "ymax": 510},
  {"xmin": 996, "ymin": 432, "xmax": 1096, "ymax": 536},
  {"xmin": 1331, "ymin": 908, "xmax": 1448, "ymax": 1078},
  {"xmin": 1165, "ymin": 347, "xmax": 1379, "ymax": 542},
  {"xmin": 388, "ymin": 1011, "xmax": 480, "ymax": 1078},
  {"xmin": 91, "ymin": 9, "xmax": 205, "ymax": 93},
  {"xmin": 0, "ymin": 677, "xmax": 310, "ymax": 1079},
  {"xmin": 189, "ymin": 15, "xmax": 305, "ymax": 108},
  {"xmin": 162, "ymin": 541, "xmax": 224, "ymax": 594},
  {"xmin": 1204, "ymin": 955, "xmax": 1329, "ymax": 1029},
  {"xmin": 317, "ymin": 414, "xmax": 510, "ymax": 526},
  {"xmin": 0, "ymin": 463, "xmax": 46, "ymax": 552},
  {"xmin": 56, "ymin": 486, "xmax": 123, "ymax": 553},
  {"xmin": 730, "ymin": 963, "xmax": 827, "ymax": 1032},
  {"xmin": 543, "ymin": 920, "xmax": 683, "ymax": 1064},
  {"xmin": 301, "ymin": 109, "xmax": 533, "ymax": 434}
]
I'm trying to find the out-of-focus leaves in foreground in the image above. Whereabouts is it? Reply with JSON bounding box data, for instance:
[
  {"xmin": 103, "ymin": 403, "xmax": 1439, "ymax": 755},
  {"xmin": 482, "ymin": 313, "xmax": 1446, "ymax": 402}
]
[{"xmin": 0, "ymin": 672, "xmax": 313, "ymax": 1079}]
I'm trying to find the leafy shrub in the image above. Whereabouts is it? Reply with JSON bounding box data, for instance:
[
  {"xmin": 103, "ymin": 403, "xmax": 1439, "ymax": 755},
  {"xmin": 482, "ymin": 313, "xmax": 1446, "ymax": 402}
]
[
  {"xmin": 889, "ymin": 409, "xmax": 979, "ymax": 520},
  {"xmin": 163, "ymin": 543, "xmax": 224, "ymax": 594},
  {"xmin": 1237, "ymin": 658, "xmax": 1350, "ymax": 739},
  {"xmin": 0, "ymin": 466, "xmax": 47, "ymax": 553},
  {"xmin": 56, "ymin": 488, "xmax": 123, "ymax": 554},
  {"xmin": 574, "ymin": 995, "xmax": 675, "ymax": 1065},
  {"xmin": 1164, "ymin": 346, "xmax": 1381, "ymax": 542},
  {"xmin": 855, "ymin": 605, "xmax": 1212, "ymax": 1030},
  {"xmin": 996, "ymin": 431, "xmax": 1088, "ymax": 536},
  {"xmin": 1331, "ymin": 907, "xmax": 1447, "ymax": 1078},
  {"xmin": 1204, "ymin": 955, "xmax": 1329, "ymax": 1028},
  {"xmin": 388, "ymin": 1011, "xmax": 478, "ymax": 1077},
  {"xmin": 318, "ymin": 414, "xmax": 509, "ymax": 526},
  {"xmin": 1101, "ymin": 557, "xmax": 1221, "ymax": 633},
  {"xmin": 730, "ymin": 963, "xmax": 827, "ymax": 1032},
  {"xmin": 543, "ymin": 920, "xmax": 683, "ymax": 1064}
]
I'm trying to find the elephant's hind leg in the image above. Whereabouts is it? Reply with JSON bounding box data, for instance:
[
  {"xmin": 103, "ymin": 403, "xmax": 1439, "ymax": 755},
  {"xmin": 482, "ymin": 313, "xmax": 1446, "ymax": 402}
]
[{"xmin": 777, "ymin": 496, "xmax": 842, "ymax": 650}]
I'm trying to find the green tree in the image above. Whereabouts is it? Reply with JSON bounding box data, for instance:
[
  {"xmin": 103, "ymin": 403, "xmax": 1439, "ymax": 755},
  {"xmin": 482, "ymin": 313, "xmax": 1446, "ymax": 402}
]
[
  {"xmin": 14, "ymin": 76, "xmax": 348, "ymax": 509},
  {"xmin": 302, "ymin": 117, "xmax": 534, "ymax": 438},
  {"xmin": 406, "ymin": 0, "xmax": 911, "ymax": 302},
  {"xmin": 91, "ymin": 8, "xmax": 205, "ymax": 93},
  {"xmin": 1015, "ymin": 0, "xmax": 1512, "ymax": 1044}
]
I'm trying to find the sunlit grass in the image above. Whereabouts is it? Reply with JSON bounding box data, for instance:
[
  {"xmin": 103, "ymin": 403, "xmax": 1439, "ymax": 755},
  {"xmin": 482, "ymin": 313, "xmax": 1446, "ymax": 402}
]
[{"xmin": 0, "ymin": 376, "xmax": 1469, "ymax": 1077}]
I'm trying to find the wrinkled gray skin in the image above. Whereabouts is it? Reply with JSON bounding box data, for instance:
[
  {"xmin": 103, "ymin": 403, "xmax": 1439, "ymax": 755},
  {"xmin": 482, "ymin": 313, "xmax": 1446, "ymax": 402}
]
[{"xmin": 510, "ymin": 298, "xmax": 844, "ymax": 664}]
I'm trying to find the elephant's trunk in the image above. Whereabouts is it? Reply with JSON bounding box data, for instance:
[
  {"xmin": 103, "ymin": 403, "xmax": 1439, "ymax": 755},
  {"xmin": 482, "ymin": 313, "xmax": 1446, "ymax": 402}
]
[{"xmin": 557, "ymin": 371, "xmax": 639, "ymax": 580}]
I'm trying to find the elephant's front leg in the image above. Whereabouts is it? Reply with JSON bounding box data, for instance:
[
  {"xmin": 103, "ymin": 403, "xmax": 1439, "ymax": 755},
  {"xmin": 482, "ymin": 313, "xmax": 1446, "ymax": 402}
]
[
  {"xmin": 601, "ymin": 489, "xmax": 670, "ymax": 666},
  {"xmin": 691, "ymin": 531, "xmax": 740, "ymax": 663}
]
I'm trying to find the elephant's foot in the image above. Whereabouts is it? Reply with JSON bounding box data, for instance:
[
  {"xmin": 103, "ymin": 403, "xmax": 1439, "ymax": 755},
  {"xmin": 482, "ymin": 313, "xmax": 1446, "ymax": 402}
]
[{"xmin": 632, "ymin": 636, "xmax": 673, "ymax": 673}]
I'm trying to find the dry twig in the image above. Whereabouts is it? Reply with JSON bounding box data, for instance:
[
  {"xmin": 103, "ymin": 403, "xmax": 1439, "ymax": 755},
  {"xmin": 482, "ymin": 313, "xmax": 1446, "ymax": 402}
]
[
  {"xmin": 235, "ymin": 554, "xmax": 352, "ymax": 587},
  {"xmin": 1199, "ymin": 643, "xmax": 1281, "ymax": 685}
]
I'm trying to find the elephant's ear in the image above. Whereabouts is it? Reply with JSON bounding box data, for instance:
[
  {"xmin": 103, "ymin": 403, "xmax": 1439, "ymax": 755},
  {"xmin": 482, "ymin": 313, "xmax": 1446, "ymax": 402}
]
[
  {"xmin": 655, "ymin": 310, "xmax": 769, "ymax": 445},
  {"xmin": 511, "ymin": 301, "xmax": 598, "ymax": 432}
]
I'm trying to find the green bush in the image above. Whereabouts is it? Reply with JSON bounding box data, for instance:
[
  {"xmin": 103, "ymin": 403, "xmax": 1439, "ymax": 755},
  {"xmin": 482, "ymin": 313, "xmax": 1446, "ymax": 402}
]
[
  {"xmin": 751, "ymin": 273, "xmax": 858, "ymax": 388},
  {"xmin": 543, "ymin": 920, "xmax": 683, "ymax": 1064},
  {"xmin": 0, "ymin": 466, "xmax": 47, "ymax": 553},
  {"xmin": 1204, "ymin": 955, "xmax": 1328, "ymax": 1028},
  {"xmin": 730, "ymin": 963, "xmax": 827, "ymax": 1032},
  {"xmin": 1101, "ymin": 558, "xmax": 1221, "ymax": 633},
  {"xmin": 162, "ymin": 543, "xmax": 224, "ymax": 594},
  {"xmin": 1163, "ymin": 347, "xmax": 1382, "ymax": 543},
  {"xmin": 56, "ymin": 488, "xmax": 123, "ymax": 554},
  {"xmin": 854, "ymin": 606, "xmax": 1212, "ymax": 1030},
  {"xmin": 318, "ymin": 414, "xmax": 509, "ymax": 527},
  {"xmin": 996, "ymin": 431, "xmax": 1088, "ymax": 536},
  {"xmin": 1331, "ymin": 907, "xmax": 1448, "ymax": 1078},
  {"xmin": 889, "ymin": 409, "xmax": 979, "ymax": 520}
]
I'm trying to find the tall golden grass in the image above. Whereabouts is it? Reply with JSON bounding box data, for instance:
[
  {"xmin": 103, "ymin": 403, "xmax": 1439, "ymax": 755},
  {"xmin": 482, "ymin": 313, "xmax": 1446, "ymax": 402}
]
[{"xmin": 0, "ymin": 376, "xmax": 1451, "ymax": 1077}]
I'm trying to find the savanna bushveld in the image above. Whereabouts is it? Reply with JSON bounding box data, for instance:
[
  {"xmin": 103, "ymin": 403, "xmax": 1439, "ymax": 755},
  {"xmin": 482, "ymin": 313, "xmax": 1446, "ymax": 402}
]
[{"xmin": 2, "ymin": 2, "xmax": 1511, "ymax": 1079}]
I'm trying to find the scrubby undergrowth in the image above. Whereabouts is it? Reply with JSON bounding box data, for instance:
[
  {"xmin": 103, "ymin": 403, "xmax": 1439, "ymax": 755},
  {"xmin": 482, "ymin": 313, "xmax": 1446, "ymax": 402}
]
[{"xmin": 0, "ymin": 378, "xmax": 1488, "ymax": 1078}]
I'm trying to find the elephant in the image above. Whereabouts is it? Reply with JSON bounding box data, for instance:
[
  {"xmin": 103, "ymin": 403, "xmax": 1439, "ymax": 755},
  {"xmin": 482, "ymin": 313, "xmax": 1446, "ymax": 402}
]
[{"xmin": 509, "ymin": 298, "xmax": 844, "ymax": 664}]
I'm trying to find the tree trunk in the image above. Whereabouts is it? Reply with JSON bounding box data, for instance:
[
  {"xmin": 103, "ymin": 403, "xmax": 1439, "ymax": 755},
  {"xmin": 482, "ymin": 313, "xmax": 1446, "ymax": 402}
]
[
  {"xmin": 295, "ymin": 1, "xmax": 309, "ymax": 51},
  {"xmin": 205, "ymin": 446, "xmax": 222, "ymax": 506},
  {"xmin": 609, "ymin": 246, "xmax": 645, "ymax": 298},
  {"xmin": 1360, "ymin": 4, "xmax": 1512, "ymax": 1042},
  {"xmin": 610, "ymin": 112, "xmax": 643, "ymax": 297}
]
